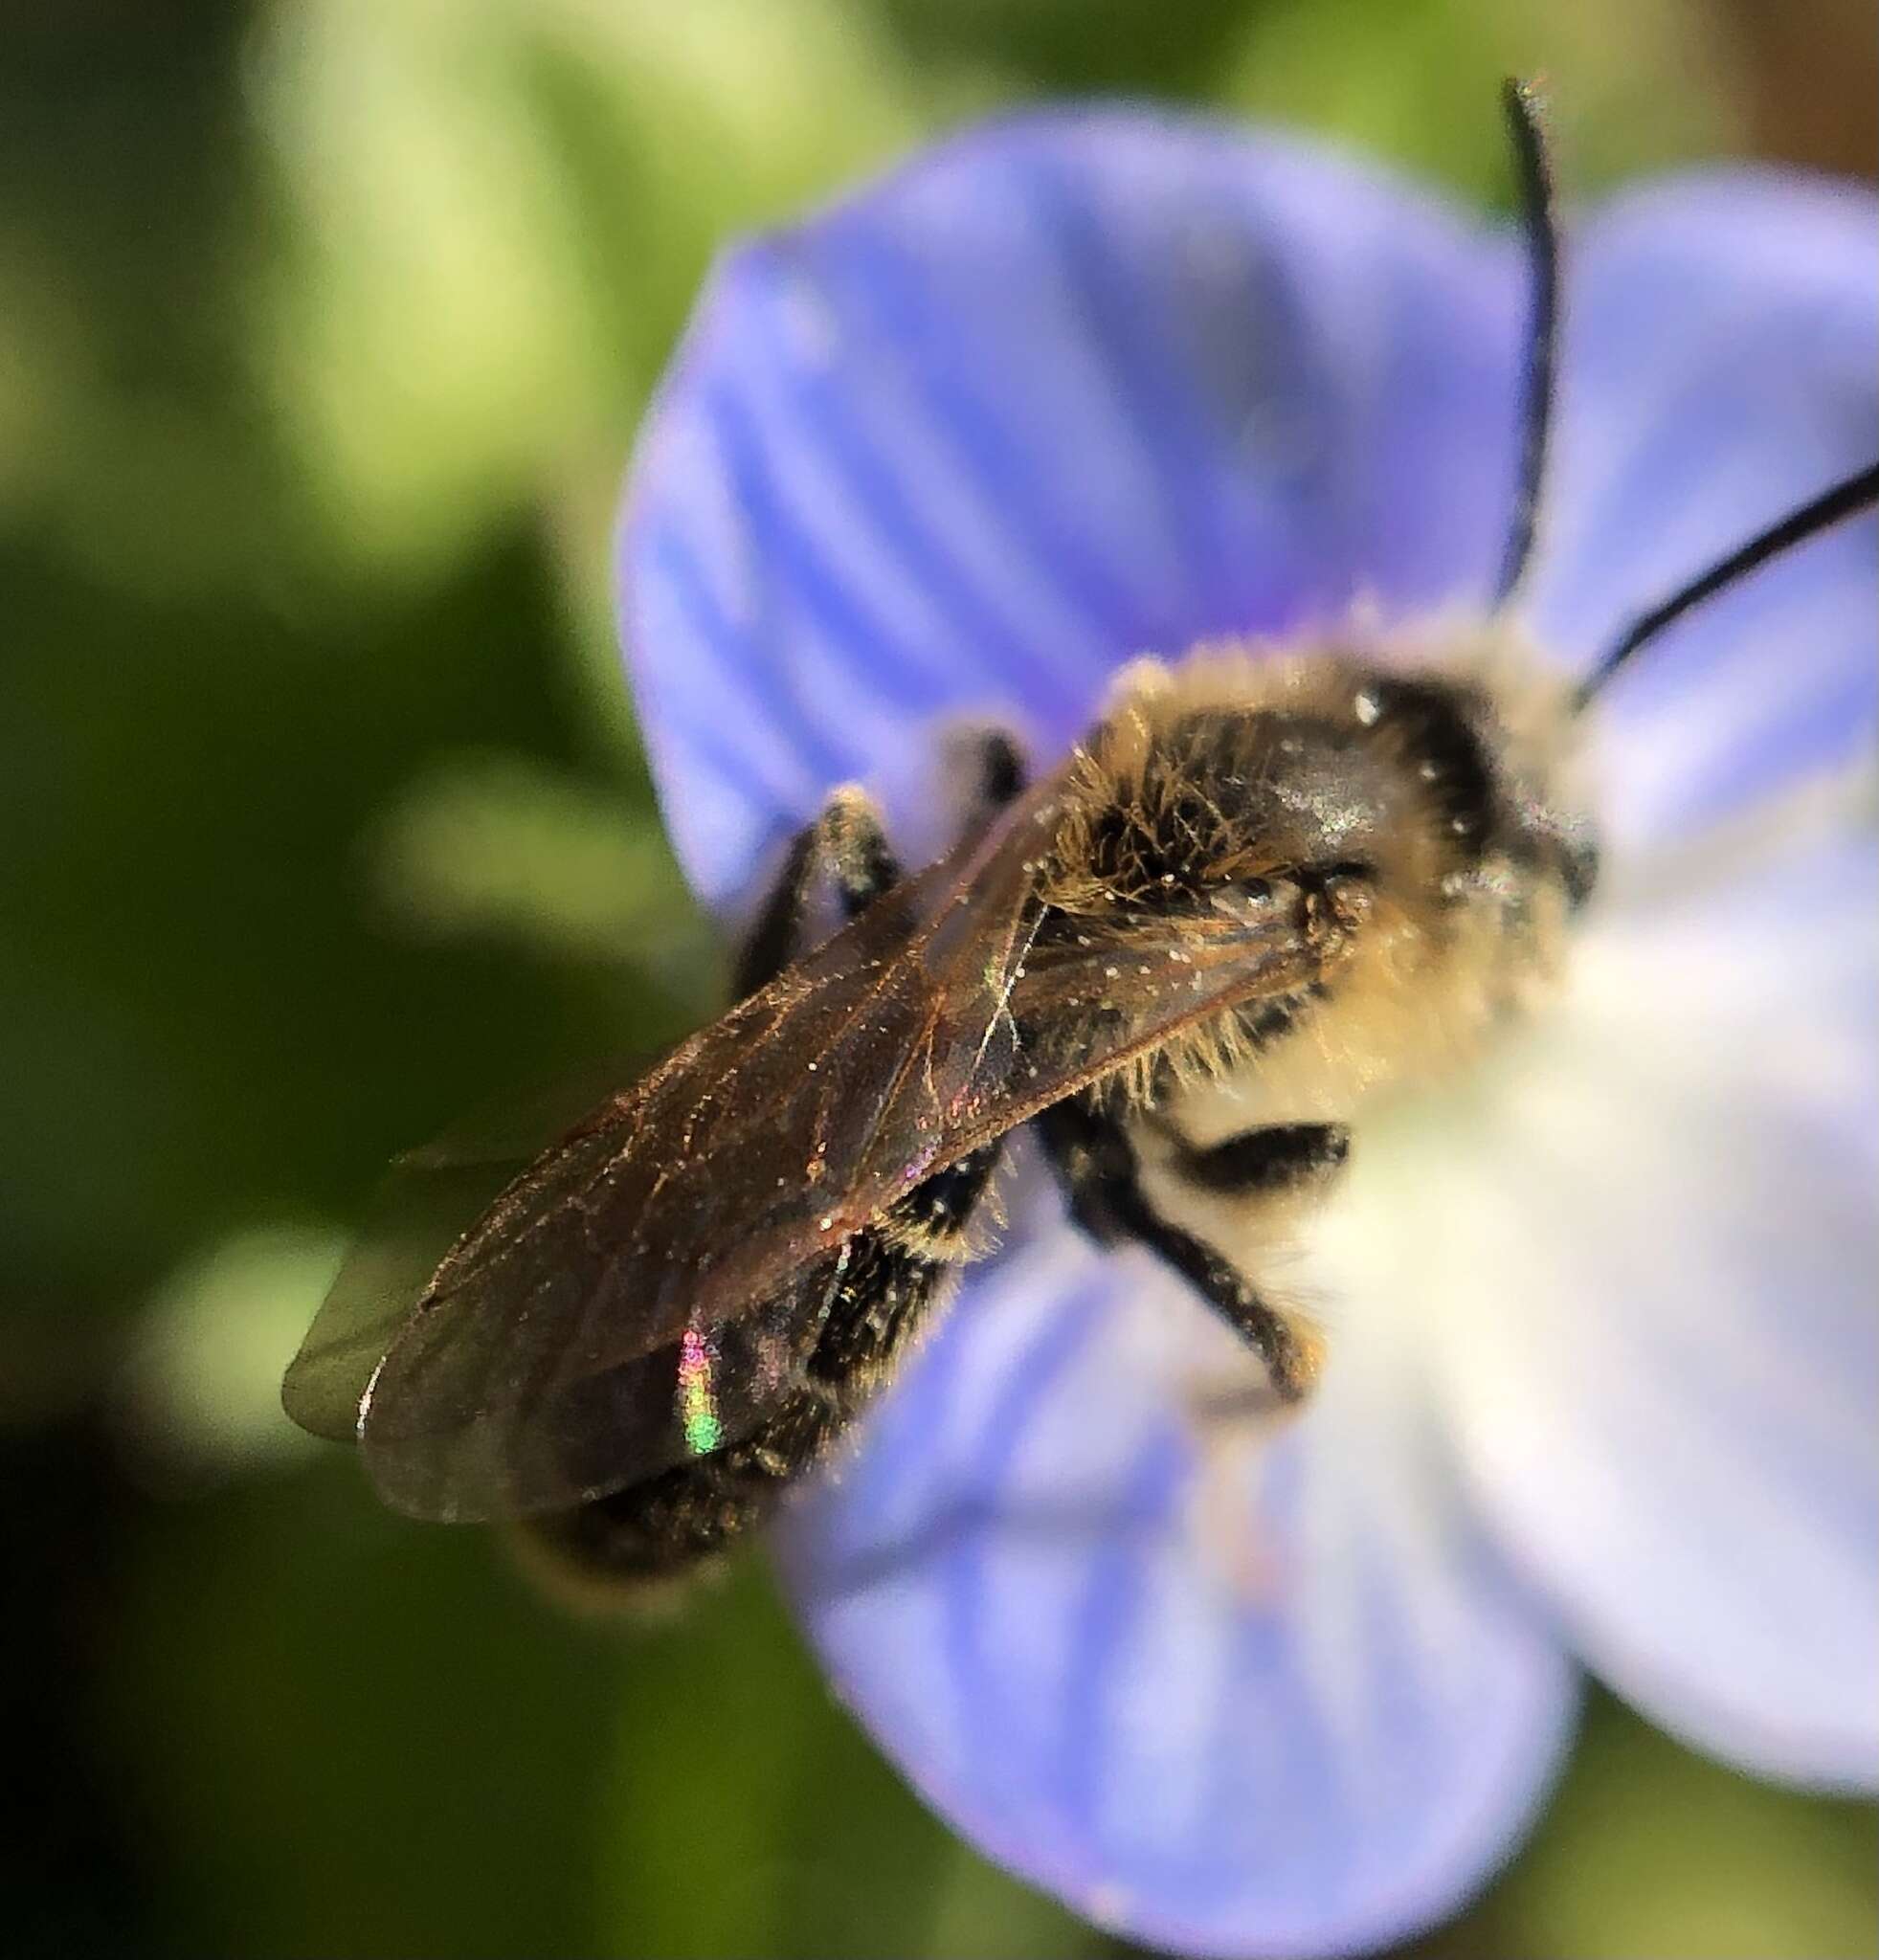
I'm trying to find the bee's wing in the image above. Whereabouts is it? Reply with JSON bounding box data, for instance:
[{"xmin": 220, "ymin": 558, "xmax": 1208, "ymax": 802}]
[
  {"xmin": 281, "ymin": 1066, "xmax": 652, "ymax": 1444},
  {"xmin": 317, "ymin": 782, "xmax": 1331, "ymax": 1522}
]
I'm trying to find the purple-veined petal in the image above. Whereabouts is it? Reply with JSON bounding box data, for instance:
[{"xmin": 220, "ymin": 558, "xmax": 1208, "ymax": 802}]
[
  {"xmin": 1530, "ymin": 171, "xmax": 1878, "ymax": 856},
  {"xmin": 775, "ymin": 1168, "xmax": 1575, "ymax": 1957},
  {"xmin": 619, "ymin": 109, "xmax": 1525, "ymax": 906},
  {"xmin": 1394, "ymin": 801, "xmax": 1879, "ymax": 1790}
]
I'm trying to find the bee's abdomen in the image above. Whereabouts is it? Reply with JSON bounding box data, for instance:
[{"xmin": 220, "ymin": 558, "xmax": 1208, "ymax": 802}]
[{"xmin": 520, "ymin": 1143, "xmax": 1000, "ymax": 1592}]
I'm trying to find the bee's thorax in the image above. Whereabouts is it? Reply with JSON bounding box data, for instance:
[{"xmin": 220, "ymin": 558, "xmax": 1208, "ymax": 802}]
[{"xmin": 1033, "ymin": 626, "xmax": 1598, "ymax": 1118}]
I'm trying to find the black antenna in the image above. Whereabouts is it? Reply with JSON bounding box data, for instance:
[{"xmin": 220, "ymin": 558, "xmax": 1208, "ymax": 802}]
[
  {"xmin": 1573, "ymin": 461, "xmax": 1879, "ymax": 710},
  {"xmin": 1492, "ymin": 77, "xmax": 1561, "ymax": 608}
]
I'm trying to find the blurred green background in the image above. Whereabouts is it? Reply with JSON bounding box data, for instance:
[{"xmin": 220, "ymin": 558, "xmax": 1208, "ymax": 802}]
[{"xmin": 4, "ymin": 3, "xmax": 1874, "ymax": 1955}]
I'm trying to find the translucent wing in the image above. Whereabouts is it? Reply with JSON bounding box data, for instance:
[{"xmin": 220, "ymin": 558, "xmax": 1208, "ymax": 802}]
[
  {"xmin": 296, "ymin": 781, "xmax": 1335, "ymax": 1521},
  {"xmin": 281, "ymin": 1066, "xmax": 647, "ymax": 1444}
]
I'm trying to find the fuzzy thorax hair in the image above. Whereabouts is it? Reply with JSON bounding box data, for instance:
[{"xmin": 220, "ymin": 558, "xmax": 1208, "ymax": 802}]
[{"xmin": 1030, "ymin": 632, "xmax": 1594, "ymax": 1114}]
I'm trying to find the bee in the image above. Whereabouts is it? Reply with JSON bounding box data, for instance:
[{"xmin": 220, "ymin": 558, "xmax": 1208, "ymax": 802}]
[{"xmin": 283, "ymin": 83, "xmax": 1877, "ymax": 1592}]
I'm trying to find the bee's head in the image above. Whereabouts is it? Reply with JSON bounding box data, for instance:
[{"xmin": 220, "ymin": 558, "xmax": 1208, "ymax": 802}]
[
  {"xmin": 1350, "ymin": 665, "xmax": 1601, "ymax": 914},
  {"xmin": 1039, "ymin": 649, "xmax": 1598, "ymax": 945}
]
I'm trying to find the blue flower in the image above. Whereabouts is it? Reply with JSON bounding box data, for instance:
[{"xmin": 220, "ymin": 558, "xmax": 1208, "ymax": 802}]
[{"xmin": 616, "ymin": 109, "xmax": 1876, "ymax": 1955}]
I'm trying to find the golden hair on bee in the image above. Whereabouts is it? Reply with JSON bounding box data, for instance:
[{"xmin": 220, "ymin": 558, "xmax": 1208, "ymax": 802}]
[{"xmin": 1031, "ymin": 622, "xmax": 1591, "ymax": 1114}]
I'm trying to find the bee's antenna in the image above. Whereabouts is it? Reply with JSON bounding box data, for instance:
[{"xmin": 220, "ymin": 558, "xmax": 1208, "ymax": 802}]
[
  {"xmin": 1572, "ymin": 461, "xmax": 1879, "ymax": 710},
  {"xmin": 1492, "ymin": 77, "xmax": 1561, "ymax": 609}
]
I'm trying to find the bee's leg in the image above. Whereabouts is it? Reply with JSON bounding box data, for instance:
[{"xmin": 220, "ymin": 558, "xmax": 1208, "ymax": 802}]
[
  {"xmin": 950, "ymin": 724, "xmax": 1026, "ymax": 824},
  {"xmin": 732, "ymin": 733, "xmax": 1022, "ymax": 999},
  {"xmin": 1160, "ymin": 1122, "xmax": 1350, "ymax": 1195},
  {"xmin": 1033, "ymin": 1095, "xmax": 1325, "ymax": 1401},
  {"xmin": 732, "ymin": 785, "xmax": 900, "ymax": 998}
]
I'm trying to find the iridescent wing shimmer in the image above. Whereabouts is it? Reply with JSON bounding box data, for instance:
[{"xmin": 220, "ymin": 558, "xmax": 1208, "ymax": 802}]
[{"xmin": 285, "ymin": 780, "xmax": 1329, "ymax": 1522}]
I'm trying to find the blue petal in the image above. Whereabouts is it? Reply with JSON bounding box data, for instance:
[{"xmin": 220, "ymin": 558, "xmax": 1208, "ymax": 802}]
[
  {"xmin": 619, "ymin": 109, "xmax": 1522, "ymax": 905},
  {"xmin": 776, "ymin": 1174, "xmax": 1575, "ymax": 1956},
  {"xmin": 1431, "ymin": 813, "xmax": 1879, "ymax": 1790},
  {"xmin": 1530, "ymin": 172, "xmax": 1878, "ymax": 855}
]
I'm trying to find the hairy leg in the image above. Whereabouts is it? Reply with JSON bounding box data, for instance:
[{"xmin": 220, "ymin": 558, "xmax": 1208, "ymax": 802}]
[
  {"xmin": 731, "ymin": 784, "xmax": 901, "ymax": 998},
  {"xmin": 1157, "ymin": 1120, "xmax": 1350, "ymax": 1196},
  {"xmin": 731, "ymin": 728, "xmax": 1023, "ymax": 998},
  {"xmin": 1033, "ymin": 1095, "xmax": 1339, "ymax": 1401}
]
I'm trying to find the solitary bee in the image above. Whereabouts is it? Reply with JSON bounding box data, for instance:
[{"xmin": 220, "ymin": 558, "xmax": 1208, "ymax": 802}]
[{"xmin": 283, "ymin": 85, "xmax": 1877, "ymax": 1591}]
